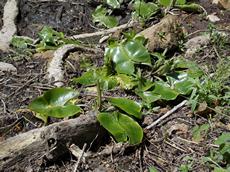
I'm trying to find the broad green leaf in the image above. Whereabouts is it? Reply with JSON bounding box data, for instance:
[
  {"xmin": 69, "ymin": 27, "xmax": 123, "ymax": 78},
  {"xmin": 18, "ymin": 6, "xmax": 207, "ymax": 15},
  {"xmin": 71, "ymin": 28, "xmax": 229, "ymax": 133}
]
[
  {"xmin": 133, "ymin": 1, "xmax": 159, "ymax": 20},
  {"xmin": 92, "ymin": 5, "xmax": 118, "ymax": 28},
  {"xmin": 109, "ymin": 97, "xmax": 142, "ymax": 119},
  {"xmin": 214, "ymin": 167, "xmax": 229, "ymax": 172},
  {"xmin": 11, "ymin": 36, "xmax": 33, "ymax": 49},
  {"xmin": 29, "ymin": 88, "xmax": 81, "ymax": 119},
  {"xmin": 192, "ymin": 124, "xmax": 210, "ymax": 142},
  {"xmin": 158, "ymin": 0, "xmax": 172, "ymax": 7},
  {"xmin": 152, "ymin": 81, "xmax": 179, "ymax": 100},
  {"xmin": 73, "ymin": 70, "xmax": 97, "ymax": 86},
  {"xmin": 136, "ymin": 90, "xmax": 161, "ymax": 104},
  {"xmin": 105, "ymin": 0, "xmax": 120, "ymax": 8},
  {"xmin": 167, "ymin": 72, "xmax": 195, "ymax": 95},
  {"xmin": 105, "ymin": 37, "xmax": 151, "ymax": 75},
  {"xmin": 115, "ymin": 60, "xmax": 135, "ymax": 75},
  {"xmin": 97, "ymin": 112, "xmax": 143, "ymax": 144}
]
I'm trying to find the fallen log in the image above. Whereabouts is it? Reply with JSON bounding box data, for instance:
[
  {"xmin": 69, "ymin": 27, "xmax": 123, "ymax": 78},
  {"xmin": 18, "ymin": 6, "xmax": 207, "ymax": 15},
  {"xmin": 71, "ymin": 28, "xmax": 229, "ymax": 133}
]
[{"xmin": 0, "ymin": 114, "xmax": 103, "ymax": 171}]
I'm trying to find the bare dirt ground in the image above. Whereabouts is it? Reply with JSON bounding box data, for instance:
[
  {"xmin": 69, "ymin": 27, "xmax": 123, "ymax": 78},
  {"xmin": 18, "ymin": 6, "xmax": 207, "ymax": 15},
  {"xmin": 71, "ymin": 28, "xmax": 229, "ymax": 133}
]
[{"xmin": 0, "ymin": 0, "xmax": 229, "ymax": 172}]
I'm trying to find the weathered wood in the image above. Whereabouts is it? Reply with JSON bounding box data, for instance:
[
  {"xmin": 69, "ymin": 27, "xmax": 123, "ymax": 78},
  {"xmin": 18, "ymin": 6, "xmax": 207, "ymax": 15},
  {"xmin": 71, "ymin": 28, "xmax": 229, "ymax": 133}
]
[{"xmin": 0, "ymin": 114, "xmax": 102, "ymax": 171}]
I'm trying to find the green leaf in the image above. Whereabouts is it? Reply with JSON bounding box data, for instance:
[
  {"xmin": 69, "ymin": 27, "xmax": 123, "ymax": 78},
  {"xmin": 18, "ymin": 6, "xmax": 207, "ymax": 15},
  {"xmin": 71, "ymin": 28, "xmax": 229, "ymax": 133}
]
[
  {"xmin": 115, "ymin": 60, "xmax": 135, "ymax": 75},
  {"xmin": 192, "ymin": 124, "xmax": 210, "ymax": 142},
  {"xmin": 105, "ymin": 0, "xmax": 120, "ymax": 8},
  {"xmin": 29, "ymin": 88, "xmax": 81, "ymax": 120},
  {"xmin": 92, "ymin": 5, "xmax": 118, "ymax": 28},
  {"xmin": 149, "ymin": 166, "xmax": 159, "ymax": 172},
  {"xmin": 109, "ymin": 97, "xmax": 142, "ymax": 119},
  {"xmin": 158, "ymin": 0, "xmax": 172, "ymax": 7},
  {"xmin": 116, "ymin": 74, "xmax": 137, "ymax": 90},
  {"xmin": 11, "ymin": 36, "xmax": 33, "ymax": 49},
  {"xmin": 152, "ymin": 81, "xmax": 179, "ymax": 100},
  {"xmin": 215, "ymin": 133, "xmax": 230, "ymax": 145},
  {"xmin": 133, "ymin": 1, "xmax": 159, "ymax": 20},
  {"xmin": 214, "ymin": 167, "xmax": 229, "ymax": 172},
  {"xmin": 136, "ymin": 90, "xmax": 161, "ymax": 104},
  {"xmin": 175, "ymin": 3, "xmax": 203, "ymax": 13},
  {"xmin": 97, "ymin": 112, "xmax": 143, "ymax": 144},
  {"xmin": 73, "ymin": 68, "xmax": 117, "ymax": 90},
  {"xmin": 176, "ymin": 0, "xmax": 186, "ymax": 5},
  {"xmin": 167, "ymin": 72, "xmax": 195, "ymax": 95},
  {"xmin": 105, "ymin": 37, "xmax": 151, "ymax": 75}
]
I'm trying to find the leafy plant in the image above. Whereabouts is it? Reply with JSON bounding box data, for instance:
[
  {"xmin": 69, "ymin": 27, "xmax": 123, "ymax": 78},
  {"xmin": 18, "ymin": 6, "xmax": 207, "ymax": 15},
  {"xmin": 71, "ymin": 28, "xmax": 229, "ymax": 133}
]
[
  {"xmin": 97, "ymin": 112, "xmax": 143, "ymax": 144},
  {"xmin": 11, "ymin": 36, "xmax": 33, "ymax": 49},
  {"xmin": 92, "ymin": 5, "xmax": 118, "ymax": 28},
  {"xmin": 36, "ymin": 26, "xmax": 79, "ymax": 51},
  {"xmin": 133, "ymin": 1, "xmax": 159, "ymax": 21},
  {"xmin": 29, "ymin": 88, "xmax": 81, "ymax": 122},
  {"xmin": 105, "ymin": 35, "xmax": 151, "ymax": 75},
  {"xmin": 203, "ymin": 133, "xmax": 230, "ymax": 171},
  {"xmin": 109, "ymin": 97, "xmax": 142, "ymax": 119}
]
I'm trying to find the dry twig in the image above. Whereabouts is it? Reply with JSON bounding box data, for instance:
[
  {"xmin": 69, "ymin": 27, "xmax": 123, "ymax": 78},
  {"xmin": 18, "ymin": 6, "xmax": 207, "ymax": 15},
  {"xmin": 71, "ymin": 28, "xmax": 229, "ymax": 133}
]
[{"xmin": 146, "ymin": 100, "xmax": 188, "ymax": 129}]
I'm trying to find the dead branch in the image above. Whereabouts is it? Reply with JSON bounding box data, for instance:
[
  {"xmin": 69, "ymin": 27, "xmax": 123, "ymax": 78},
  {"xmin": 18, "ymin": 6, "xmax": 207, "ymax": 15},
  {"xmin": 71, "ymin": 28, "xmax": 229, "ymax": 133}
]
[
  {"xmin": 0, "ymin": 114, "xmax": 104, "ymax": 171},
  {"xmin": 146, "ymin": 100, "xmax": 188, "ymax": 129},
  {"xmin": 0, "ymin": 0, "xmax": 18, "ymax": 52},
  {"xmin": 69, "ymin": 21, "xmax": 136, "ymax": 40}
]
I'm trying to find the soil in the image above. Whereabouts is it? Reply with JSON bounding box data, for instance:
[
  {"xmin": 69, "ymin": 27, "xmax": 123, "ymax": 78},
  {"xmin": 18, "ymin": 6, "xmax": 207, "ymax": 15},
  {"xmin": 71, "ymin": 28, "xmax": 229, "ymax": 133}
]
[{"xmin": 0, "ymin": 0, "xmax": 229, "ymax": 172}]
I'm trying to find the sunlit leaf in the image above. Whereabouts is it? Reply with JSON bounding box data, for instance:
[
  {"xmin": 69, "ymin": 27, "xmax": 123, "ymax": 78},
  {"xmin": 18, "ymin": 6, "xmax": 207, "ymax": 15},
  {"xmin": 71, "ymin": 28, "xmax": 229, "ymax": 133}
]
[
  {"xmin": 136, "ymin": 90, "xmax": 161, "ymax": 104},
  {"xmin": 92, "ymin": 5, "xmax": 118, "ymax": 28},
  {"xmin": 133, "ymin": 1, "xmax": 159, "ymax": 20},
  {"xmin": 105, "ymin": 37, "xmax": 151, "ymax": 75},
  {"xmin": 152, "ymin": 81, "xmax": 179, "ymax": 100},
  {"xmin": 97, "ymin": 112, "xmax": 143, "ymax": 144},
  {"xmin": 72, "ymin": 68, "xmax": 117, "ymax": 90},
  {"xmin": 29, "ymin": 88, "xmax": 81, "ymax": 120},
  {"xmin": 105, "ymin": 0, "xmax": 120, "ymax": 8},
  {"xmin": 109, "ymin": 97, "xmax": 142, "ymax": 119}
]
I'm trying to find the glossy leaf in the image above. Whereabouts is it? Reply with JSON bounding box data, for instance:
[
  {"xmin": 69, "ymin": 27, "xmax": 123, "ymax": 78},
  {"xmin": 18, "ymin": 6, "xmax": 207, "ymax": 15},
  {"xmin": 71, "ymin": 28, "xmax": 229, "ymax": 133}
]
[
  {"xmin": 29, "ymin": 88, "xmax": 81, "ymax": 119},
  {"xmin": 106, "ymin": 0, "xmax": 120, "ymax": 8},
  {"xmin": 97, "ymin": 112, "xmax": 143, "ymax": 144},
  {"xmin": 92, "ymin": 5, "xmax": 118, "ymax": 28},
  {"xmin": 167, "ymin": 72, "xmax": 195, "ymax": 95},
  {"xmin": 133, "ymin": 1, "xmax": 159, "ymax": 20},
  {"xmin": 152, "ymin": 81, "xmax": 179, "ymax": 100},
  {"xmin": 109, "ymin": 97, "xmax": 142, "ymax": 119},
  {"xmin": 136, "ymin": 90, "xmax": 161, "ymax": 104},
  {"xmin": 105, "ymin": 37, "xmax": 151, "ymax": 75},
  {"xmin": 73, "ymin": 68, "xmax": 117, "ymax": 90}
]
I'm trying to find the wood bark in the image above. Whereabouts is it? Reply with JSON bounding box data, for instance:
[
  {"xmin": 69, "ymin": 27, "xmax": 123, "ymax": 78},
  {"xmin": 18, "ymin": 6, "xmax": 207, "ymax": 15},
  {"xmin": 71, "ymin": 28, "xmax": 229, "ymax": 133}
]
[{"xmin": 0, "ymin": 114, "xmax": 103, "ymax": 171}]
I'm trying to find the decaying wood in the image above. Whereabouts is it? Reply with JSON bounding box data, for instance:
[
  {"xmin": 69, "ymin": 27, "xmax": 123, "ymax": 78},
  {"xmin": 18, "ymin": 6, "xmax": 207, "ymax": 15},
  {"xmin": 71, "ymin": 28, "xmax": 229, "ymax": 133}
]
[
  {"xmin": 0, "ymin": 114, "xmax": 103, "ymax": 171},
  {"xmin": 0, "ymin": 0, "xmax": 18, "ymax": 52},
  {"xmin": 46, "ymin": 44, "xmax": 102, "ymax": 87},
  {"xmin": 139, "ymin": 15, "xmax": 184, "ymax": 52}
]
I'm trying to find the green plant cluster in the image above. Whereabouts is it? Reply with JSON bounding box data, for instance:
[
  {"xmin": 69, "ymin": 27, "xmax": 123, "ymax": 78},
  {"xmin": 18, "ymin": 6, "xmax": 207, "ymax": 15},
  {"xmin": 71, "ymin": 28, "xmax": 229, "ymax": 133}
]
[
  {"xmin": 28, "ymin": 31, "xmax": 229, "ymax": 146},
  {"xmin": 92, "ymin": 0, "xmax": 203, "ymax": 28}
]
